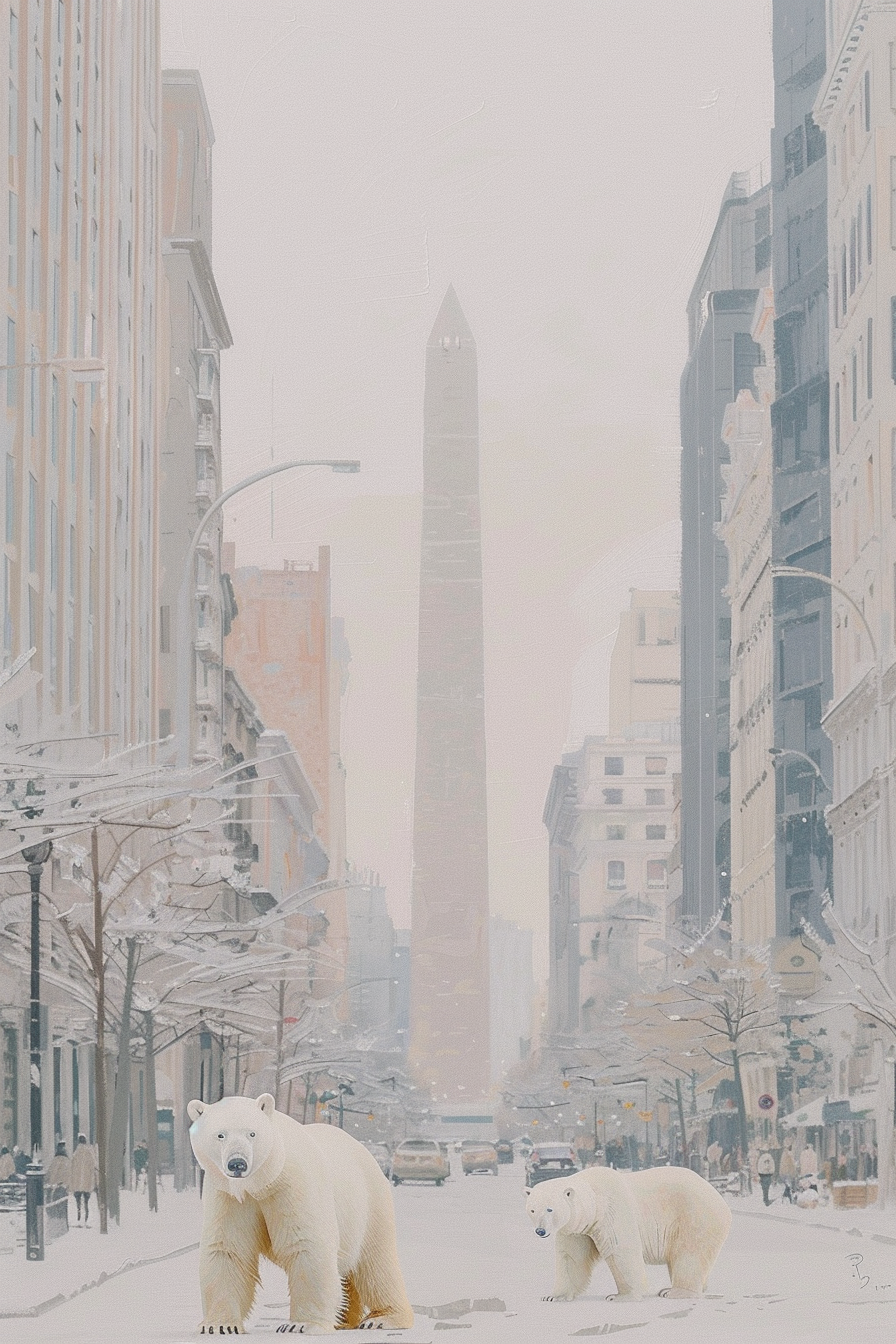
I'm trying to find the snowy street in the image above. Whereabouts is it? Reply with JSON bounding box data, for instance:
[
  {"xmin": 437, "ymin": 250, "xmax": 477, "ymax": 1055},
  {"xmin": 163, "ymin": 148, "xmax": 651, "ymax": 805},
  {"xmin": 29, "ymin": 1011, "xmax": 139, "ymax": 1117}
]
[{"xmin": 3, "ymin": 1159, "xmax": 896, "ymax": 1342}]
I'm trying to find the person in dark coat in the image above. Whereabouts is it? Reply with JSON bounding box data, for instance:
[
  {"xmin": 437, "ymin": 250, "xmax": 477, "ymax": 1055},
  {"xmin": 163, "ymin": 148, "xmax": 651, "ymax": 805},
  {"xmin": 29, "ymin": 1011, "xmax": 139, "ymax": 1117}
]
[{"xmin": 12, "ymin": 1146, "xmax": 31, "ymax": 1175}]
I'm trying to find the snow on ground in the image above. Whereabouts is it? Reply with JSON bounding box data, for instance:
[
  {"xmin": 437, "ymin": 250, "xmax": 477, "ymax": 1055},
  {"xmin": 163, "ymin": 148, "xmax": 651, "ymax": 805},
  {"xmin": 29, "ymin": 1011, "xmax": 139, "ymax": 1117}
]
[{"xmin": 2, "ymin": 1160, "xmax": 896, "ymax": 1342}]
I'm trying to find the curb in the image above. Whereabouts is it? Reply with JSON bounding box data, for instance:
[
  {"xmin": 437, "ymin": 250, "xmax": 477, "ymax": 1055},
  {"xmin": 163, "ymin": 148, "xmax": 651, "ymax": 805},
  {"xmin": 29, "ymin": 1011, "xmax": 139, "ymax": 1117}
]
[
  {"xmin": 0, "ymin": 1239, "xmax": 200, "ymax": 1318},
  {"xmin": 731, "ymin": 1204, "xmax": 896, "ymax": 1244}
]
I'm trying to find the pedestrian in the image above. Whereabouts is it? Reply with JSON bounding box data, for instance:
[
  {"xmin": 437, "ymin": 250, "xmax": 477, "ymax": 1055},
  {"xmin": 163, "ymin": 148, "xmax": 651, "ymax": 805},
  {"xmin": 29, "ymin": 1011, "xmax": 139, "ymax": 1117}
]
[
  {"xmin": 45, "ymin": 1141, "xmax": 71, "ymax": 1195},
  {"xmin": 706, "ymin": 1139, "xmax": 722, "ymax": 1180},
  {"xmin": 757, "ymin": 1147, "xmax": 775, "ymax": 1205},
  {"xmin": 133, "ymin": 1140, "xmax": 148, "ymax": 1191},
  {"xmin": 799, "ymin": 1141, "xmax": 818, "ymax": 1179},
  {"xmin": 779, "ymin": 1141, "xmax": 795, "ymax": 1201},
  {"xmin": 12, "ymin": 1145, "xmax": 31, "ymax": 1175},
  {"xmin": 71, "ymin": 1133, "xmax": 98, "ymax": 1225},
  {"xmin": 0, "ymin": 1146, "xmax": 14, "ymax": 1180}
]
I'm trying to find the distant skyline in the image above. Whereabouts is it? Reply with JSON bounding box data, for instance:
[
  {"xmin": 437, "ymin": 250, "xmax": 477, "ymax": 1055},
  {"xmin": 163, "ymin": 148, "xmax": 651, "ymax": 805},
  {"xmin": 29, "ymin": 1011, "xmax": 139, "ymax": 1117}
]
[{"xmin": 160, "ymin": 2, "xmax": 773, "ymax": 970}]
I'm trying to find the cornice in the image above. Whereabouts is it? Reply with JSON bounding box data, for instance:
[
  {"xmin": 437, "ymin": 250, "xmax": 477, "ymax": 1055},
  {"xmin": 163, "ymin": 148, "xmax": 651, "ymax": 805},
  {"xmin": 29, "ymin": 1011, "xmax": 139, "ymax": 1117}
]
[
  {"xmin": 821, "ymin": 664, "xmax": 878, "ymax": 737},
  {"xmin": 826, "ymin": 768, "xmax": 881, "ymax": 835}
]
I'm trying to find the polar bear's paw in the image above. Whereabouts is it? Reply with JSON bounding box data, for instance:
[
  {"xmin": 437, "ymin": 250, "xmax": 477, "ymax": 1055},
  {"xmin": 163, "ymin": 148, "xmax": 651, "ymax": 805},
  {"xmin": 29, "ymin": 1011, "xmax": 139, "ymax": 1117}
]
[
  {"xmin": 659, "ymin": 1288, "xmax": 700, "ymax": 1300},
  {"xmin": 541, "ymin": 1294, "xmax": 576, "ymax": 1302},
  {"xmin": 200, "ymin": 1326, "xmax": 244, "ymax": 1335},
  {"xmin": 275, "ymin": 1326, "xmax": 337, "ymax": 1336}
]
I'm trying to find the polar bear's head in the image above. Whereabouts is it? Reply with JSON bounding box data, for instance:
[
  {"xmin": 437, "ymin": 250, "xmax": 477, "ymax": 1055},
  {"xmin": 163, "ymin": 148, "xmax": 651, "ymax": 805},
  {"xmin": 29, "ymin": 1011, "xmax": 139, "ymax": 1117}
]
[
  {"xmin": 526, "ymin": 1176, "xmax": 597, "ymax": 1239},
  {"xmin": 187, "ymin": 1093, "xmax": 284, "ymax": 1199}
]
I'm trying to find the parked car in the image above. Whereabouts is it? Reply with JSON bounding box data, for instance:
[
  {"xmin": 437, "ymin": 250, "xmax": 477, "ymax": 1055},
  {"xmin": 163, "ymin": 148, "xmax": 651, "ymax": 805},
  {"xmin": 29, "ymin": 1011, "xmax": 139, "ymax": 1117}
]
[
  {"xmin": 525, "ymin": 1143, "xmax": 580, "ymax": 1187},
  {"xmin": 460, "ymin": 1140, "xmax": 499, "ymax": 1176},
  {"xmin": 364, "ymin": 1142, "xmax": 392, "ymax": 1176},
  {"xmin": 495, "ymin": 1140, "xmax": 514, "ymax": 1164},
  {"xmin": 389, "ymin": 1138, "xmax": 450, "ymax": 1186},
  {"xmin": 515, "ymin": 1134, "xmax": 534, "ymax": 1158}
]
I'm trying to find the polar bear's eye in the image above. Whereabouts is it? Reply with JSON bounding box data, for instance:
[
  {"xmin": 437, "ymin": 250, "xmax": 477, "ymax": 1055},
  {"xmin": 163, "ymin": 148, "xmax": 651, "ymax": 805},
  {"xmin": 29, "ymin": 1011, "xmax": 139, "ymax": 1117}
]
[
  {"xmin": 565, "ymin": 1189, "xmax": 572, "ymax": 1197},
  {"xmin": 546, "ymin": 1207, "xmax": 552, "ymax": 1212},
  {"xmin": 217, "ymin": 1133, "xmax": 225, "ymax": 1141},
  {"xmin": 248, "ymin": 1131, "xmax": 256, "ymax": 1138}
]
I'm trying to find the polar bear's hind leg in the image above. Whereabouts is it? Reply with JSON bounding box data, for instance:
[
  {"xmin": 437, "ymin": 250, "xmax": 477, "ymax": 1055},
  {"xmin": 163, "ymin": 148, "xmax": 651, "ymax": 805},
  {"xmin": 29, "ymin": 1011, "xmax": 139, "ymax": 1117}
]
[
  {"xmin": 662, "ymin": 1249, "xmax": 707, "ymax": 1298},
  {"xmin": 352, "ymin": 1207, "xmax": 415, "ymax": 1329}
]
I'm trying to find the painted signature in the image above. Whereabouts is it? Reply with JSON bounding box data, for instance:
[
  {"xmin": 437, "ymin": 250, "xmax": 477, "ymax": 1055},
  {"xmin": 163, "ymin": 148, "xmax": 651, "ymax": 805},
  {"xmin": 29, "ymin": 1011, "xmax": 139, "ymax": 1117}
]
[{"xmin": 847, "ymin": 1253, "xmax": 892, "ymax": 1292}]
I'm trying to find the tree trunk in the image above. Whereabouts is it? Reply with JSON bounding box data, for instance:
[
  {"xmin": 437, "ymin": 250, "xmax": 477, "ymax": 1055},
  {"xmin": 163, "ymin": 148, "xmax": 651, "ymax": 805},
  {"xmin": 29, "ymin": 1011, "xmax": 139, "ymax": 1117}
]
[
  {"xmin": 106, "ymin": 938, "xmax": 138, "ymax": 1223},
  {"xmin": 275, "ymin": 981, "xmax": 285, "ymax": 1107},
  {"xmin": 144, "ymin": 1011, "xmax": 159, "ymax": 1214},
  {"xmin": 92, "ymin": 828, "xmax": 110, "ymax": 1236},
  {"xmin": 675, "ymin": 1077, "xmax": 688, "ymax": 1167},
  {"xmin": 730, "ymin": 1048, "xmax": 752, "ymax": 1166}
]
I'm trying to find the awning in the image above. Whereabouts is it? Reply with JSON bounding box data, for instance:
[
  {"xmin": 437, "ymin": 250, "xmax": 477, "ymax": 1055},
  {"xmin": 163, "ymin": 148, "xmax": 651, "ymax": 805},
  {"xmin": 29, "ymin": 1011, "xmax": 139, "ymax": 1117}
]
[{"xmin": 781, "ymin": 1092, "xmax": 880, "ymax": 1129}]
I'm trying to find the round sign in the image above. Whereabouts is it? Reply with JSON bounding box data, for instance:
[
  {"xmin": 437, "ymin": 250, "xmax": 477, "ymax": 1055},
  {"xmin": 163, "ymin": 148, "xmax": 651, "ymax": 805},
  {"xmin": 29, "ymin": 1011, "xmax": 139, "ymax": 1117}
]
[{"xmin": 757, "ymin": 1093, "xmax": 775, "ymax": 1111}]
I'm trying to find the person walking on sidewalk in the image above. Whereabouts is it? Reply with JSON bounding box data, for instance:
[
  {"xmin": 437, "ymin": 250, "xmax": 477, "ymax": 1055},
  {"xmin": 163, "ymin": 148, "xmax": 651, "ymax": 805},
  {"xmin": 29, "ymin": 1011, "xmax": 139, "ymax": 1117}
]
[
  {"xmin": 133, "ymin": 1140, "xmax": 148, "ymax": 1192},
  {"xmin": 757, "ymin": 1147, "xmax": 775, "ymax": 1205},
  {"xmin": 779, "ymin": 1141, "xmax": 796, "ymax": 1202},
  {"xmin": 71, "ymin": 1133, "xmax": 97, "ymax": 1225},
  {"xmin": 45, "ymin": 1141, "xmax": 71, "ymax": 1194},
  {"xmin": 0, "ymin": 1146, "xmax": 14, "ymax": 1181}
]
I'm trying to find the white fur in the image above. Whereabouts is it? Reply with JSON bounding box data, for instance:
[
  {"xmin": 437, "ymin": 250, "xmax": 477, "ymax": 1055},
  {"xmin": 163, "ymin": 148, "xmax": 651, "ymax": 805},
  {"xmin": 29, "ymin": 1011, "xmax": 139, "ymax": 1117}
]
[
  {"xmin": 526, "ymin": 1166, "xmax": 732, "ymax": 1303},
  {"xmin": 187, "ymin": 1094, "xmax": 414, "ymax": 1335}
]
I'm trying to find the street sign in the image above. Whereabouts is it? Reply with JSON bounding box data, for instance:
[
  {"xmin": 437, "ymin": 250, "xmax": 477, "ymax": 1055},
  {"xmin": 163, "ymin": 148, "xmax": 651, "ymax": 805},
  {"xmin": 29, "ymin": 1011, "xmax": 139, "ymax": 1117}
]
[
  {"xmin": 757, "ymin": 1094, "xmax": 775, "ymax": 1112},
  {"xmin": 638, "ymin": 1110, "xmax": 653, "ymax": 1122}
]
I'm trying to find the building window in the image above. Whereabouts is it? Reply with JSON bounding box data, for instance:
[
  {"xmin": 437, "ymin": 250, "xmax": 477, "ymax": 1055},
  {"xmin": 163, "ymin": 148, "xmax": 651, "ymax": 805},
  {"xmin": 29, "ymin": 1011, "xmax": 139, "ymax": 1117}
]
[
  {"xmin": 5, "ymin": 454, "xmax": 13, "ymax": 542},
  {"xmin": 28, "ymin": 474, "xmax": 37, "ymax": 572},
  {"xmin": 891, "ymin": 430, "xmax": 896, "ymax": 516},
  {"xmin": 6, "ymin": 317, "xmax": 14, "ymax": 407},
  {"xmin": 805, "ymin": 112, "xmax": 825, "ymax": 167},
  {"xmin": 779, "ymin": 613, "xmax": 822, "ymax": 691},
  {"xmin": 159, "ymin": 604, "xmax": 170, "ymax": 654},
  {"xmin": 68, "ymin": 523, "xmax": 75, "ymax": 600},
  {"xmin": 69, "ymin": 400, "xmax": 77, "ymax": 484},
  {"xmin": 891, "ymin": 159, "xmax": 896, "ymax": 248},
  {"xmin": 646, "ymin": 859, "xmax": 668, "ymax": 889},
  {"xmin": 603, "ymin": 788, "xmax": 623, "ymax": 805},
  {"xmin": 7, "ymin": 190, "xmax": 16, "ymax": 287},
  {"xmin": 646, "ymin": 824, "xmax": 667, "ymax": 840},
  {"xmin": 604, "ymin": 756, "xmax": 624, "ymax": 776},
  {"xmin": 852, "ymin": 348, "xmax": 858, "ymax": 420},
  {"xmin": 50, "ymin": 376, "xmax": 59, "ymax": 464},
  {"xmin": 49, "ymin": 500, "xmax": 57, "ymax": 591},
  {"xmin": 868, "ymin": 184, "xmax": 873, "ymax": 265},
  {"xmin": 607, "ymin": 861, "xmax": 625, "ymax": 890},
  {"xmin": 159, "ymin": 708, "xmax": 171, "ymax": 739},
  {"xmin": 645, "ymin": 788, "xmax": 665, "ymax": 806},
  {"xmin": 784, "ymin": 124, "xmax": 805, "ymax": 181},
  {"xmin": 865, "ymin": 69, "xmax": 871, "ymax": 133},
  {"xmin": 868, "ymin": 318, "xmax": 873, "ymax": 399},
  {"xmin": 849, "ymin": 219, "xmax": 857, "ymax": 294},
  {"xmin": 835, "ymin": 378, "xmax": 841, "ymax": 452},
  {"xmin": 607, "ymin": 825, "xmax": 626, "ymax": 841},
  {"xmin": 717, "ymin": 750, "xmax": 730, "ymax": 778},
  {"xmin": 645, "ymin": 757, "xmax": 667, "ymax": 775}
]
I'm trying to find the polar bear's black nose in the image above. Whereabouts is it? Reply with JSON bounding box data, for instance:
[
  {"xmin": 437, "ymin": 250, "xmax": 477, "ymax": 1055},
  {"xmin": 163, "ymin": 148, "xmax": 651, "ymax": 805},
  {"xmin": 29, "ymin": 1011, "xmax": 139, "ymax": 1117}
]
[
  {"xmin": 227, "ymin": 1156, "xmax": 248, "ymax": 1177},
  {"xmin": 535, "ymin": 1227, "xmax": 548, "ymax": 1237}
]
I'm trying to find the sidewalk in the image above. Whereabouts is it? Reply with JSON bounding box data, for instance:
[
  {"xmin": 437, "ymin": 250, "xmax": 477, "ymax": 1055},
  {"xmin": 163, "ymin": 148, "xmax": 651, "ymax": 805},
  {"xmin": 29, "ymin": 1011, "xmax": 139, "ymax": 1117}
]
[
  {"xmin": 728, "ymin": 1182, "xmax": 896, "ymax": 1243},
  {"xmin": 1, "ymin": 1187, "xmax": 202, "ymax": 1317}
]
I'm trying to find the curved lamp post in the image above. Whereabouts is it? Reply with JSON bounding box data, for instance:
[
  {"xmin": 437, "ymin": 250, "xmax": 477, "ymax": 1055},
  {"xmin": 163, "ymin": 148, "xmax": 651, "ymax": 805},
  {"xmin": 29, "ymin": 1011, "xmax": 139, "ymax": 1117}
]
[
  {"xmin": 21, "ymin": 837, "xmax": 52, "ymax": 1159},
  {"xmin": 175, "ymin": 458, "xmax": 360, "ymax": 768}
]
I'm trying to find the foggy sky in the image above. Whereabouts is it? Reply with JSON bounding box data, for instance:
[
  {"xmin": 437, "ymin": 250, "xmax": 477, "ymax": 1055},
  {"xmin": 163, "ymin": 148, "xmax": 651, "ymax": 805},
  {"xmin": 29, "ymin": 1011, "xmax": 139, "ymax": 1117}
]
[{"xmin": 159, "ymin": 2, "xmax": 774, "ymax": 972}]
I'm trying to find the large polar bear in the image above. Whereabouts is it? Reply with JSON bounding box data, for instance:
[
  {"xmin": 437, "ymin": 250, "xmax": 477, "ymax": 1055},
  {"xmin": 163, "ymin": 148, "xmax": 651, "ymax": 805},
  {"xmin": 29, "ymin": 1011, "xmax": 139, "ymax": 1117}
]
[
  {"xmin": 526, "ymin": 1165, "xmax": 731, "ymax": 1302},
  {"xmin": 187, "ymin": 1093, "xmax": 414, "ymax": 1335}
]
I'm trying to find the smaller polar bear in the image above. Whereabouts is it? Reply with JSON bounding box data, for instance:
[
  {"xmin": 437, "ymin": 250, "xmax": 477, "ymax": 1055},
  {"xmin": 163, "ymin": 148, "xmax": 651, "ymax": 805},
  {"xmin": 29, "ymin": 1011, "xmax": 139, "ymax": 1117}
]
[
  {"xmin": 187, "ymin": 1093, "xmax": 414, "ymax": 1335},
  {"xmin": 526, "ymin": 1165, "xmax": 731, "ymax": 1302}
]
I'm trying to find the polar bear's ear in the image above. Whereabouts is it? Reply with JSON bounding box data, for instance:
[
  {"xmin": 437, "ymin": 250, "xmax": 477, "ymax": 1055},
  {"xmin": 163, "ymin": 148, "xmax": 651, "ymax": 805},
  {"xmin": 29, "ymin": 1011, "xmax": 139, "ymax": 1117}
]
[
  {"xmin": 256, "ymin": 1093, "xmax": 276, "ymax": 1116},
  {"xmin": 187, "ymin": 1100, "xmax": 205, "ymax": 1123}
]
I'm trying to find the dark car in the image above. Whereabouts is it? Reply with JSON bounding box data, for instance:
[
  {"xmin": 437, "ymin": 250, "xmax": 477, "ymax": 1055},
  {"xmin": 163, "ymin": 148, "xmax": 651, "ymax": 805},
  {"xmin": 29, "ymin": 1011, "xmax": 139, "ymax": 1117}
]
[
  {"xmin": 525, "ymin": 1143, "xmax": 580, "ymax": 1187},
  {"xmin": 495, "ymin": 1140, "xmax": 514, "ymax": 1164}
]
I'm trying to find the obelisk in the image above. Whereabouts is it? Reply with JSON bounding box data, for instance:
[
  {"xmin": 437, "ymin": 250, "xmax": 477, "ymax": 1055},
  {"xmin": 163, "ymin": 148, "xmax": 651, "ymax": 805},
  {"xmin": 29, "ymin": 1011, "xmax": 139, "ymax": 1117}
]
[{"xmin": 409, "ymin": 286, "xmax": 490, "ymax": 1101}]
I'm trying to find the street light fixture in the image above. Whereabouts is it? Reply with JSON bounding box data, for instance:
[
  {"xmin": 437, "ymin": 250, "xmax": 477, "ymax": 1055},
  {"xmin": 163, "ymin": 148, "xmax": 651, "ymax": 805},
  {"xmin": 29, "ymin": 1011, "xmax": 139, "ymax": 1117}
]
[
  {"xmin": 768, "ymin": 747, "xmax": 832, "ymax": 796},
  {"xmin": 175, "ymin": 458, "xmax": 361, "ymax": 768}
]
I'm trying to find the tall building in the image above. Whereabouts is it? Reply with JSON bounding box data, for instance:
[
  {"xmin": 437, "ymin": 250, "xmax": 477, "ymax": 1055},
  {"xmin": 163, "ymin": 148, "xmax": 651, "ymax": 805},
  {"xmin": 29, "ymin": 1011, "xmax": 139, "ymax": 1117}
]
[
  {"xmin": 224, "ymin": 546, "xmax": 349, "ymax": 996},
  {"xmin": 814, "ymin": 7, "xmax": 896, "ymax": 953},
  {"xmin": 770, "ymin": 0, "xmax": 833, "ymax": 940},
  {"xmin": 0, "ymin": 1, "xmax": 162, "ymax": 747},
  {"xmin": 679, "ymin": 173, "xmax": 771, "ymax": 937},
  {"xmin": 544, "ymin": 591, "xmax": 680, "ymax": 1039},
  {"xmin": 717, "ymin": 290, "xmax": 777, "ymax": 946},
  {"xmin": 159, "ymin": 70, "xmax": 232, "ymax": 762},
  {"xmin": 409, "ymin": 286, "xmax": 490, "ymax": 1100}
]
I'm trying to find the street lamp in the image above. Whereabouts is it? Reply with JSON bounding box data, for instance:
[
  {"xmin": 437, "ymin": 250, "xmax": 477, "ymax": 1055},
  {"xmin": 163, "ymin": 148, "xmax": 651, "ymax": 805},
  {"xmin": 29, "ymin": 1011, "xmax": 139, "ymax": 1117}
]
[
  {"xmin": 768, "ymin": 747, "xmax": 832, "ymax": 797},
  {"xmin": 21, "ymin": 837, "xmax": 52, "ymax": 1159},
  {"xmin": 175, "ymin": 458, "xmax": 361, "ymax": 768}
]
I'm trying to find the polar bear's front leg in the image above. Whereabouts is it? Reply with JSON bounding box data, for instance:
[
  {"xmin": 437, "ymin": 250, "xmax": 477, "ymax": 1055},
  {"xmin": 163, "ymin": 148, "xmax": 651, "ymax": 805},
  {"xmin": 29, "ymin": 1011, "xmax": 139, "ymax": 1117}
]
[
  {"xmin": 198, "ymin": 1189, "xmax": 264, "ymax": 1333},
  {"xmin": 282, "ymin": 1241, "xmax": 344, "ymax": 1334},
  {"xmin": 543, "ymin": 1232, "xmax": 599, "ymax": 1301},
  {"xmin": 604, "ymin": 1248, "xmax": 650, "ymax": 1302}
]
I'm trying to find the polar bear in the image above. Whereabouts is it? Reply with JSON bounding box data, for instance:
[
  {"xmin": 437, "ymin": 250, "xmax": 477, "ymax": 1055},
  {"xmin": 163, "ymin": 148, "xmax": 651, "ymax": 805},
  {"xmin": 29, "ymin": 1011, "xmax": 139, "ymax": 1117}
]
[
  {"xmin": 187, "ymin": 1093, "xmax": 414, "ymax": 1335},
  {"xmin": 526, "ymin": 1165, "xmax": 731, "ymax": 1302}
]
